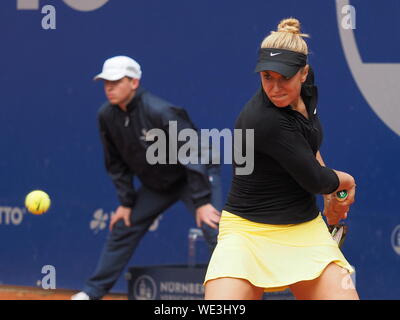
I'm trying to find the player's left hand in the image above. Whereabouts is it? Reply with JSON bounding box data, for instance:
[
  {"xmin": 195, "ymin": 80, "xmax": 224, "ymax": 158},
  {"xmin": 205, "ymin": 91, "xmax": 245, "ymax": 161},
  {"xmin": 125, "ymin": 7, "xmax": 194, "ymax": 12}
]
[
  {"xmin": 323, "ymin": 185, "xmax": 356, "ymax": 225},
  {"xmin": 195, "ymin": 204, "xmax": 221, "ymax": 229},
  {"xmin": 323, "ymin": 195, "xmax": 348, "ymax": 225}
]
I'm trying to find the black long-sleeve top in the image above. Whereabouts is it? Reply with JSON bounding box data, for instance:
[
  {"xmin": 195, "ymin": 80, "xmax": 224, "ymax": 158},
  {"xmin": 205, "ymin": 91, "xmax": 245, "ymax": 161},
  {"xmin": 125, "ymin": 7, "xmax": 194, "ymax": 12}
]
[
  {"xmin": 97, "ymin": 87, "xmax": 213, "ymax": 209},
  {"xmin": 225, "ymin": 79, "xmax": 339, "ymax": 224}
]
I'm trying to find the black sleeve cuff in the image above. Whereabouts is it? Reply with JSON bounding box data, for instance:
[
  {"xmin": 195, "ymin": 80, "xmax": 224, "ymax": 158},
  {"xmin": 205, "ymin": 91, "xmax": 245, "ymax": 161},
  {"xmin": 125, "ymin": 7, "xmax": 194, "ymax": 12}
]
[
  {"xmin": 120, "ymin": 202, "xmax": 135, "ymax": 209},
  {"xmin": 193, "ymin": 195, "xmax": 212, "ymax": 209},
  {"xmin": 320, "ymin": 168, "xmax": 340, "ymax": 195},
  {"xmin": 118, "ymin": 193, "xmax": 137, "ymax": 209}
]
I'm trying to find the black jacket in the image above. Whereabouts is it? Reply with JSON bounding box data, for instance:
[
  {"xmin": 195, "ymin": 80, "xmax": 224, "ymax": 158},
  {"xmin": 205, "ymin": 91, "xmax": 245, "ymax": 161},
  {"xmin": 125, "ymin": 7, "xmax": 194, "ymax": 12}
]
[{"xmin": 97, "ymin": 87, "xmax": 214, "ymax": 209}]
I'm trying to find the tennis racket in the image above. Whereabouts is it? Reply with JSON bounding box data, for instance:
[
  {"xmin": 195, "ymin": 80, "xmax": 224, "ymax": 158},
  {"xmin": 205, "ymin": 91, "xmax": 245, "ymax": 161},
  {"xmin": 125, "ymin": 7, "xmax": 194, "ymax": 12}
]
[{"xmin": 328, "ymin": 190, "xmax": 348, "ymax": 248}]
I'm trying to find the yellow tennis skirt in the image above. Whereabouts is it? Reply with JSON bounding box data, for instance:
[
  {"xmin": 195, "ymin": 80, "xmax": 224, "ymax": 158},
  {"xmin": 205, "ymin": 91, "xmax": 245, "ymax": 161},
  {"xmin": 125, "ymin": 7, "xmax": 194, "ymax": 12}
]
[{"xmin": 204, "ymin": 210, "xmax": 354, "ymax": 292}]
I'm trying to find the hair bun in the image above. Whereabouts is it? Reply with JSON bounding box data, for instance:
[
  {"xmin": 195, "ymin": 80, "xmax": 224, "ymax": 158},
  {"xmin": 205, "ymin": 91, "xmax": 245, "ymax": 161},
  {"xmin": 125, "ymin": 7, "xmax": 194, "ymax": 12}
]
[
  {"xmin": 261, "ymin": 17, "xmax": 309, "ymax": 54},
  {"xmin": 277, "ymin": 18, "xmax": 301, "ymax": 34}
]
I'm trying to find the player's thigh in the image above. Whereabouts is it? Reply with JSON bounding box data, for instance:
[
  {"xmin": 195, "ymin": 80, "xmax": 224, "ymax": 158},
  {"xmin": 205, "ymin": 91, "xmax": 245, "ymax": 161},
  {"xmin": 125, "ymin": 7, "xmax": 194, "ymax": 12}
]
[
  {"xmin": 205, "ymin": 277, "xmax": 264, "ymax": 300},
  {"xmin": 289, "ymin": 262, "xmax": 359, "ymax": 300}
]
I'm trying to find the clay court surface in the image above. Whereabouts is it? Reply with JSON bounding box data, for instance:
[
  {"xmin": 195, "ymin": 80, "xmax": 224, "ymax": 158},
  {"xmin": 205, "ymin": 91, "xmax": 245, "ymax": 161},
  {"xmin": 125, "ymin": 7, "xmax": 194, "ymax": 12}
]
[{"xmin": 0, "ymin": 285, "xmax": 128, "ymax": 300}]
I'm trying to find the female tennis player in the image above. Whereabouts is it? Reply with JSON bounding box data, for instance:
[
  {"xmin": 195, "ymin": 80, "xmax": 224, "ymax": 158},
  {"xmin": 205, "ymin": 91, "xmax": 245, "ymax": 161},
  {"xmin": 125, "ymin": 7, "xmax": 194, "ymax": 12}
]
[{"xmin": 204, "ymin": 18, "xmax": 359, "ymax": 300}]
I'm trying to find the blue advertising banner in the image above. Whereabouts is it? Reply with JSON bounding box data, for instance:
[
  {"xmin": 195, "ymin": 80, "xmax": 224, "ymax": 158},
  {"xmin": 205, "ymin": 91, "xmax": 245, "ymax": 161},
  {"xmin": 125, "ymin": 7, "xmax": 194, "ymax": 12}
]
[
  {"xmin": 0, "ymin": 0, "xmax": 399, "ymax": 299},
  {"xmin": 126, "ymin": 264, "xmax": 294, "ymax": 300}
]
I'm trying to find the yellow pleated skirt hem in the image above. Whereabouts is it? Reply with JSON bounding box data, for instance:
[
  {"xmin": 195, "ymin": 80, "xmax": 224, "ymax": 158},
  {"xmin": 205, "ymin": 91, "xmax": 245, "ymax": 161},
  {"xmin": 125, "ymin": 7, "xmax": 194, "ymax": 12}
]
[
  {"xmin": 204, "ymin": 210, "xmax": 354, "ymax": 292},
  {"xmin": 205, "ymin": 259, "xmax": 353, "ymax": 292}
]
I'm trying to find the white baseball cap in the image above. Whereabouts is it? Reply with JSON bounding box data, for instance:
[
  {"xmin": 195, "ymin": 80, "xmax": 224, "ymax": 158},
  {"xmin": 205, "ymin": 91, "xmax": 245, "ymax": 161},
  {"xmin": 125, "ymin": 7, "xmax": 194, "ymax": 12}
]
[{"xmin": 94, "ymin": 56, "xmax": 142, "ymax": 81}]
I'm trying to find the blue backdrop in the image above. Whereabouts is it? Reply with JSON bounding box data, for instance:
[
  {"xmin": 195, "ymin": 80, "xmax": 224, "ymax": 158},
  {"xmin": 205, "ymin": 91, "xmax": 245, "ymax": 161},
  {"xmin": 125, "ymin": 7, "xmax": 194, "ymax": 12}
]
[{"xmin": 0, "ymin": 0, "xmax": 399, "ymax": 299}]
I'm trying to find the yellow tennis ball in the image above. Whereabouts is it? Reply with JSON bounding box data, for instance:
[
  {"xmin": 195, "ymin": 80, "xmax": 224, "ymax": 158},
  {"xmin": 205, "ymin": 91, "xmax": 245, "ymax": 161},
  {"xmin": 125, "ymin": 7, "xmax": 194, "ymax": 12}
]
[{"xmin": 25, "ymin": 190, "xmax": 51, "ymax": 215}]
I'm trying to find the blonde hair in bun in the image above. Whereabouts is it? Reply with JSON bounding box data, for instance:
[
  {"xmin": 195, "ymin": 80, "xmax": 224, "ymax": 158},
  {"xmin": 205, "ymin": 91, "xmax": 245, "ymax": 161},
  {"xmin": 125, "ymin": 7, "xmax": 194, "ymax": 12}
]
[{"xmin": 261, "ymin": 17, "xmax": 310, "ymax": 55}]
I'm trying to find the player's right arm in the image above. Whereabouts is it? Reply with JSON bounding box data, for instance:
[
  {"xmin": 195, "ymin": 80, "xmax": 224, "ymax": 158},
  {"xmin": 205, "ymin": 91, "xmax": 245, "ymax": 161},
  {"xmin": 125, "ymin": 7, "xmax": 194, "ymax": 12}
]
[
  {"xmin": 254, "ymin": 112, "xmax": 355, "ymax": 226},
  {"xmin": 254, "ymin": 114, "xmax": 339, "ymax": 195},
  {"xmin": 316, "ymin": 151, "xmax": 356, "ymax": 225}
]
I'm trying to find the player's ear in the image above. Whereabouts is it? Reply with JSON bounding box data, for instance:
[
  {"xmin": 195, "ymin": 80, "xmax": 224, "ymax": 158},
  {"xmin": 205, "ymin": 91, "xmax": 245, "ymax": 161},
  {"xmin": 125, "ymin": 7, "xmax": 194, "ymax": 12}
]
[{"xmin": 300, "ymin": 65, "xmax": 309, "ymax": 83}]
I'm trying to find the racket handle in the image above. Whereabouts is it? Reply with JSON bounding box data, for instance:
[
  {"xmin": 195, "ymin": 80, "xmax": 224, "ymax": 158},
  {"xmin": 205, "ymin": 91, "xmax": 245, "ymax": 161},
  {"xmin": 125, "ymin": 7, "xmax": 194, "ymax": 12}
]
[
  {"xmin": 328, "ymin": 223, "xmax": 348, "ymax": 248},
  {"xmin": 335, "ymin": 190, "xmax": 348, "ymax": 201}
]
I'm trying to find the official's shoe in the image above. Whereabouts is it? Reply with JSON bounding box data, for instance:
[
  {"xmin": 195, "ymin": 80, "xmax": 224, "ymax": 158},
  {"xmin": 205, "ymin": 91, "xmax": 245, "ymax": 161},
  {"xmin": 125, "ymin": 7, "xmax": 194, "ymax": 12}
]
[{"xmin": 71, "ymin": 291, "xmax": 90, "ymax": 300}]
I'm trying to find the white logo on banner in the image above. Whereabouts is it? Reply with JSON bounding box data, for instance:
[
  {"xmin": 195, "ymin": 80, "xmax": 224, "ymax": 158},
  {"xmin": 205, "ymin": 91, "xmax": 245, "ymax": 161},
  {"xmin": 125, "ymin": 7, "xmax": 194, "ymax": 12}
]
[
  {"xmin": 17, "ymin": 0, "xmax": 109, "ymax": 29},
  {"xmin": 391, "ymin": 225, "xmax": 400, "ymax": 255},
  {"xmin": 133, "ymin": 275, "xmax": 157, "ymax": 300},
  {"xmin": 337, "ymin": 0, "xmax": 400, "ymax": 136},
  {"xmin": 0, "ymin": 207, "xmax": 25, "ymax": 226},
  {"xmin": 17, "ymin": 0, "xmax": 109, "ymax": 11},
  {"xmin": 90, "ymin": 209, "xmax": 109, "ymax": 234}
]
